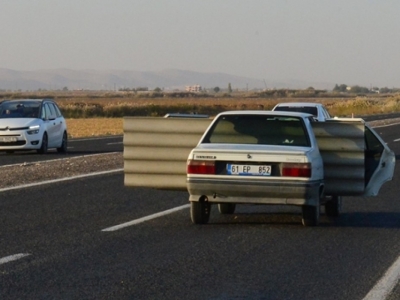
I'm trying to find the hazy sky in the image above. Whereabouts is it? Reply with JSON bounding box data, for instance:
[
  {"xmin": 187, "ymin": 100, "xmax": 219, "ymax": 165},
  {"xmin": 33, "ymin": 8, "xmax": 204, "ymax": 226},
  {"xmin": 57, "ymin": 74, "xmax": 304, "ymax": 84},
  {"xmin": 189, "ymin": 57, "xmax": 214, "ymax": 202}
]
[{"xmin": 1, "ymin": 0, "xmax": 400, "ymax": 87}]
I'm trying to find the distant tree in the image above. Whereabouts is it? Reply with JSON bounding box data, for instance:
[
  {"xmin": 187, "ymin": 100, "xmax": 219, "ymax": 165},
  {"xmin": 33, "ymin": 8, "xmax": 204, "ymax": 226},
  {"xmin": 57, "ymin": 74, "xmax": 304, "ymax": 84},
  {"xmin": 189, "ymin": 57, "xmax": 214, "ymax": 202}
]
[
  {"xmin": 154, "ymin": 87, "xmax": 162, "ymax": 92},
  {"xmin": 62, "ymin": 86, "xmax": 68, "ymax": 91},
  {"xmin": 306, "ymin": 86, "xmax": 315, "ymax": 90},
  {"xmin": 380, "ymin": 87, "xmax": 390, "ymax": 93},
  {"xmin": 228, "ymin": 83, "xmax": 232, "ymax": 93},
  {"xmin": 349, "ymin": 85, "xmax": 369, "ymax": 94},
  {"xmin": 214, "ymin": 86, "xmax": 220, "ymax": 93}
]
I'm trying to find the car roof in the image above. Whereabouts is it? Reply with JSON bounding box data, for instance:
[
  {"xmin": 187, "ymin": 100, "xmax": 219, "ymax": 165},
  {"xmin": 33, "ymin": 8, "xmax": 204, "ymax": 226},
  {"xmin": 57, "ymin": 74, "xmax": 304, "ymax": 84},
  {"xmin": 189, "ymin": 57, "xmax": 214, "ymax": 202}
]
[
  {"xmin": 217, "ymin": 110, "xmax": 313, "ymax": 118},
  {"xmin": 274, "ymin": 102, "xmax": 323, "ymax": 107},
  {"xmin": 1, "ymin": 98, "xmax": 53, "ymax": 104}
]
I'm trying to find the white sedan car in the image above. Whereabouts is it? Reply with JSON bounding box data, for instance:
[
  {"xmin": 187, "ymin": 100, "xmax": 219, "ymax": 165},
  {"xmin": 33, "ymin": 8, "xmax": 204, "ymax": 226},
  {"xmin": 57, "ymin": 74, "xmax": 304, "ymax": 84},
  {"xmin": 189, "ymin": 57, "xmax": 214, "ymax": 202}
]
[
  {"xmin": 0, "ymin": 99, "xmax": 68, "ymax": 154},
  {"xmin": 272, "ymin": 102, "xmax": 331, "ymax": 121}
]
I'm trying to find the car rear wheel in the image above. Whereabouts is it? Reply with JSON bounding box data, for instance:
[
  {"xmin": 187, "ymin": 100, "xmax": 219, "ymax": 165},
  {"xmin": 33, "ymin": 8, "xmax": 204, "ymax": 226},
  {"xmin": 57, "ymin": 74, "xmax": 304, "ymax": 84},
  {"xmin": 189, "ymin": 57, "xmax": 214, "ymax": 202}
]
[
  {"xmin": 218, "ymin": 203, "xmax": 236, "ymax": 214},
  {"xmin": 190, "ymin": 199, "xmax": 211, "ymax": 224},
  {"xmin": 302, "ymin": 204, "xmax": 320, "ymax": 226},
  {"xmin": 57, "ymin": 132, "xmax": 68, "ymax": 153},
  {"xmin": 325, "ymin": 196, "xmax": 342, "ymax": 217},
  {"xmin": 37, "ymin": 133, "xmax": 48, "ymax": 154}
]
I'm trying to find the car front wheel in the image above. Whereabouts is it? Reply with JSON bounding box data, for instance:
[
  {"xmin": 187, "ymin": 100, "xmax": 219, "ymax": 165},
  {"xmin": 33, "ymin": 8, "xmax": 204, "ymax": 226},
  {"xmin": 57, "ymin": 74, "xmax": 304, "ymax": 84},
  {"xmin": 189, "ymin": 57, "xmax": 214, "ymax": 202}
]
[
  {"xmin": 57, "ymin": 132, "xmax": 68, "ymax": 153},
  {"xmin": 190, "ymin": 200, "xmax": 211, "ymax": 224},
  {"xmin": 37, "ymin": 133, "xmax": 48, "ymax": 154}
]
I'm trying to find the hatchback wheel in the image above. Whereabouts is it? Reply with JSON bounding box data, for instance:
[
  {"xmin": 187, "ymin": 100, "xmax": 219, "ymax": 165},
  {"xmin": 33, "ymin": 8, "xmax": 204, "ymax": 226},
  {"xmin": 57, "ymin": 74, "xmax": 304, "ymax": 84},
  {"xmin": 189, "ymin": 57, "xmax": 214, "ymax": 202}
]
[
  {"xmin": 37, "ymin": 133, "xmax": 48, "ymax": 154},
  {"xmin": 218, "ymin": 203, "xmax": 236, "ymax": 214},
  {"xmin": 190, "ymin": 200, "xmax": 211, "ymax": 224},
  {"xmin": 57, "ymin": 132, "xmax": 68, "ymax": 153}
]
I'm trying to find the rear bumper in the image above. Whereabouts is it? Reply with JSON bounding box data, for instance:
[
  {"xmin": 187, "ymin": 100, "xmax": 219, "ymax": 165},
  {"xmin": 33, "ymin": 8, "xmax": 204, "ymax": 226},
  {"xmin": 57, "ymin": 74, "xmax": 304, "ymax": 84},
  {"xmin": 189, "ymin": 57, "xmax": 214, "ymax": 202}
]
[{"xmin": 187, "ymin": 177, "xmax": 323, "ymax": 206}]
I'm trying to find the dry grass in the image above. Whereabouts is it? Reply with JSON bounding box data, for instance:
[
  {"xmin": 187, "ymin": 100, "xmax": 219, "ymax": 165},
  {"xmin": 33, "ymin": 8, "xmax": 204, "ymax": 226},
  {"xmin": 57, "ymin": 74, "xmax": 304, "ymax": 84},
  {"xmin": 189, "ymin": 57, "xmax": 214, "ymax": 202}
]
[
  {"xmin": 66, "ymin": 118, "xmax": 123, "ymax": 138},
  {"xmin": 63, "ymin": 95, "xmax": 400, "ymax": 138}
]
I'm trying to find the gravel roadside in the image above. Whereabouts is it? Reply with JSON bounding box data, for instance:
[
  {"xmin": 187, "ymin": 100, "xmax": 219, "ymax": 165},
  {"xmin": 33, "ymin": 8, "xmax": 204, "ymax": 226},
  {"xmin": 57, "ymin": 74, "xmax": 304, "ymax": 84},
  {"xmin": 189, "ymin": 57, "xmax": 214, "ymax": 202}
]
[{"xmin": 0, "ymin": 152, "xmax": 123, "ymax": 189}]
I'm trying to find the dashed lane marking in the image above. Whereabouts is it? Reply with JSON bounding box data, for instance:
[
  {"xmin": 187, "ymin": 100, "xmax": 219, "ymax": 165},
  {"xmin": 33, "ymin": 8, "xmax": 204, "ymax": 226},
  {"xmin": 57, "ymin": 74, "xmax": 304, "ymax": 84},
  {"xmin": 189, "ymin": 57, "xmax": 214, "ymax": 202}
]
[
  {"xmin": 0, "ymin": 253, "xmax": 31, "ymax": 265},
  {"xmin": 101, "ymin": 204, "xmax": 190, "ymax": 232}
]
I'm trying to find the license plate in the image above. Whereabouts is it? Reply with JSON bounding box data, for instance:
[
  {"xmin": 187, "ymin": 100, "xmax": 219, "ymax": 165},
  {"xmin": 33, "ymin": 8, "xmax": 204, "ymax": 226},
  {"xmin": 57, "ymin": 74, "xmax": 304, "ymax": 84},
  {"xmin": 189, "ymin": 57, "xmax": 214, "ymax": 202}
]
[
  {"xmin": 227, "ymin": 164, "xmax": 271, "ymax": 176},
  {"xmin": 0, "ymin": 137, "xmax": 17, "ymax": 143}
]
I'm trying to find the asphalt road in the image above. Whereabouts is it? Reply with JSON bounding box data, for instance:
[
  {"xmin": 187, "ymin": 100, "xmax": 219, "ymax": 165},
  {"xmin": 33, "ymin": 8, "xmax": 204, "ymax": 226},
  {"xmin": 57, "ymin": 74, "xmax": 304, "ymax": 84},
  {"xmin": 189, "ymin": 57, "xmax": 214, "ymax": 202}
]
[
  {"xmin": 0, "ymin": 135, "xmax": 123, "ymax": 166},
  {"xmin": 0, "ymin": 123, "xmax": 400, "ymax": 299}
]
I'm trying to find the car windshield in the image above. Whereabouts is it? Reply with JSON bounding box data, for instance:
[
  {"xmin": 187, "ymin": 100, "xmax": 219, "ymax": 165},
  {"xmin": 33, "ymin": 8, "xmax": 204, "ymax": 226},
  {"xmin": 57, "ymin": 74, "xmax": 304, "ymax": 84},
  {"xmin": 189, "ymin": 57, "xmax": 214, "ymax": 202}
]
[
  {"xmin": 0, "ymin": 101, "xmax": 41, "ymax": 119},
  {"xmin": 274, "ymin": 106, "xmax": 318, "ymax": 117},
  {"xmin": 202, "ymin": 114, "xmax": 310, "ymax": 147}
]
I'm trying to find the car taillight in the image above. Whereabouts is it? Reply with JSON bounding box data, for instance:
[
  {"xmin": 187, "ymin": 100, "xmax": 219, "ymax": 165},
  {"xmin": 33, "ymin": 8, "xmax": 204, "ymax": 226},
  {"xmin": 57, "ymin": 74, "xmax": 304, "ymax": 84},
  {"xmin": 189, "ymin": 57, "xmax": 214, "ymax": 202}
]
[
  {"xmin": 282, "ymin": 163, "xmax": 311, "ymax": 178},
  {"xmin": 187, "ymin": 160, "xmax": 216, "ymax": 174}
]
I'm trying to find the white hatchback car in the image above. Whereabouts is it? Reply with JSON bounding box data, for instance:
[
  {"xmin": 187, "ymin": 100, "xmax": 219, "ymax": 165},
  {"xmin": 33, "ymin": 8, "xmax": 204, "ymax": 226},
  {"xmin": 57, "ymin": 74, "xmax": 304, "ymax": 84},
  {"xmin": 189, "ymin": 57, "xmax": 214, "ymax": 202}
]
[{"xmin": 0, "ymin": 99, "xmax": 68, "ymax": 154}]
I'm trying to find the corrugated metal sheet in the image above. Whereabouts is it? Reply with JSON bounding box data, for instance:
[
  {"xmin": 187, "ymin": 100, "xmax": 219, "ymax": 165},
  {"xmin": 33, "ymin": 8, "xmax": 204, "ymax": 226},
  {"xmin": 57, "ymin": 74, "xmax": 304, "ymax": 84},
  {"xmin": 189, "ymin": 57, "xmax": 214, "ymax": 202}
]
[
  {"xmin": 312, "ymin": 119, "xmax": 365, "ymax": 195},
  {"xmin": 124, "ymin": 116, "xmax": 367, "ymax": 195},
  {"xmin": 123, "ymin": 117, "xmax": 210, "ymax": 190}
]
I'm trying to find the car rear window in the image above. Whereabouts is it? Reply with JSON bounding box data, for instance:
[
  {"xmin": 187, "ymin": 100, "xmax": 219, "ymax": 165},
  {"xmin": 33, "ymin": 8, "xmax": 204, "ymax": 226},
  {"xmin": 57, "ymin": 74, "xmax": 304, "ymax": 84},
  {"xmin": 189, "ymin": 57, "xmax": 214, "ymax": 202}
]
[
  {"xmin": 274, "ymin": 106, "xmax": 318, "ymax": 117},
  {"xmin": 202, "ymin": 115, "xmax": 310, "ymax": 147}
]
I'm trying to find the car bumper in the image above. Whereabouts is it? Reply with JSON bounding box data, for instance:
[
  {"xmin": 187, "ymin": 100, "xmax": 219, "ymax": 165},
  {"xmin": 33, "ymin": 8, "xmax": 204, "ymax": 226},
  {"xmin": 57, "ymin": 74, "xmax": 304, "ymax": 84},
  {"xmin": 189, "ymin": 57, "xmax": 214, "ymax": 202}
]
[
  {"xmin": 0, "ymin": 130, "xmax": 42, "ymax": 150},
  {"xmin": 187, "ymin": 177, "xmax": 323, "ymax": 206}
]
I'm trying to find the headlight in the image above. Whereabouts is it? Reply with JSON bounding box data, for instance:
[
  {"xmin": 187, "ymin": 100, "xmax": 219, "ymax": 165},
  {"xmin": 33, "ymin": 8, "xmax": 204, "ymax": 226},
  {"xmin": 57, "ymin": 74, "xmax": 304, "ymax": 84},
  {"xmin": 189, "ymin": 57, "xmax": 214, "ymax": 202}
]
[{"xmin": 27, "ymin": 125, "xmax": 40, "ymax": 135}]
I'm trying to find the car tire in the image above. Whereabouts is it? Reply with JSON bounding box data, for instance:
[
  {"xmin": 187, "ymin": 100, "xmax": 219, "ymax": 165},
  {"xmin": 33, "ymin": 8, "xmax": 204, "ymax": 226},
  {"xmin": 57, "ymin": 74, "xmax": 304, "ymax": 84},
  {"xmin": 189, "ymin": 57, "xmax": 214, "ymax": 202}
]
[
  {"xmin": 301, "ymin": 204, "xmax": 320, "ymax": 226},
  {"xmin": 325, "ymin": 196, "xmax": 342, "ymax": 217},
  {"xmin": 57, "ymin": 132, "xmax": 68, "ymax": 153},
  {"xmin": 218, "ymin": 203, "xmax": 236, "ymax": 214},
  {"xmin": 37, "ymin": 133, "xmax": 48, "ymax": 154},
  {"xmin": 190, "ymin": 200, "xmax": 211, "ymax": 224}
]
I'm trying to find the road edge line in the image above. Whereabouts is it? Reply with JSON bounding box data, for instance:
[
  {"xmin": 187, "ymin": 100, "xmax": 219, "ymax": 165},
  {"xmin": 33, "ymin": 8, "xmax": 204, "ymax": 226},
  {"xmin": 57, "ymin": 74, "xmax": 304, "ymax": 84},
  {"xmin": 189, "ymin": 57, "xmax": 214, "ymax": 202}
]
[
  {"xmin": 0, "ymin": 168, "xmax": 123, "ymax": 192},
  {"xmin": 362, "ymin": 255, "xmax": 400, "ymax": 300}
]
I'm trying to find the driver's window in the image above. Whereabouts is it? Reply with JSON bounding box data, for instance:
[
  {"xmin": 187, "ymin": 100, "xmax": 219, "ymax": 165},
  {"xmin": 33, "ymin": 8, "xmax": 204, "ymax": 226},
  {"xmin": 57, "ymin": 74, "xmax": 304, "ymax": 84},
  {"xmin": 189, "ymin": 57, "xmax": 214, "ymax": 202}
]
[
  {"xmin": 41, "ymin": 105, "xmax": 46, "ymax": 119},
  {"xmin": 42, "ymin": 104, "xmax": 52, "ymax": 119}
]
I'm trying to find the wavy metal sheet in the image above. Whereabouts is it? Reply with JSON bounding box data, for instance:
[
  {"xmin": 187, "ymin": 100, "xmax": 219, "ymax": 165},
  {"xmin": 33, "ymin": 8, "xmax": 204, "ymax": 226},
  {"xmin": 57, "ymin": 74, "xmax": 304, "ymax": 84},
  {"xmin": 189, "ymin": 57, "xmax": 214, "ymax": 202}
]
[{"xmin": 124, "ymin": 116, "xmax": 367, "ymax": 195}]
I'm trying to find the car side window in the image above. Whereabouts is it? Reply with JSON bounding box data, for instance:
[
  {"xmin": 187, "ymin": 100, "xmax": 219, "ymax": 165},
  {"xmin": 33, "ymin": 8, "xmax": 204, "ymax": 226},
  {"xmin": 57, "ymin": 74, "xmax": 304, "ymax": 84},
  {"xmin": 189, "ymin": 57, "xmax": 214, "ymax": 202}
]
[
  {"xmin": 44, "ymin": 104, "xmax": 52, "ymax": 119},
  {"xmin": 47, "ymin": 103, "xmax": 56, "ymax": 117},
  {"xmin": 322, "ymin": 108, "xmax": 331, "ymax": 119},
  {"xmin": 52, "ymin": 103, "xmax": 62, "ymax": 117}
]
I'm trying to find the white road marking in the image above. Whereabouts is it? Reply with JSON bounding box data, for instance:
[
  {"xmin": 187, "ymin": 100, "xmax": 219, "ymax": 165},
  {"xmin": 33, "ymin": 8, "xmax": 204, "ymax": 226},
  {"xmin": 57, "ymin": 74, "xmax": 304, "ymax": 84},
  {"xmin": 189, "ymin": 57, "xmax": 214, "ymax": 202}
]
[
  {"xmin": 102, "ymin": 204, "xmax": 190, "ymax": 232},
  {"xmin": 393, "ymin": 138, "xmax": 400, "ymax": 142},
  {"xmin": 372, "ymin": 122, "xmax": 400, "ymax": 128},
  {"xmin": 0, "ymin": 253, "xmax": 31, "ymax": 265},
  {"xmin": 107, "ymin": 142, "xmax": 123, "ymax": 145},
  {"xmin": 363, "ymin": 255, "xmax": 400, "ymax": 300},
  {"xmin": 0, "ymin": 169, "xmax": 123, "ymax": 193},
  {"xmin": 0, "ymin": 152, "xmax": 120, "ymax": 169}
]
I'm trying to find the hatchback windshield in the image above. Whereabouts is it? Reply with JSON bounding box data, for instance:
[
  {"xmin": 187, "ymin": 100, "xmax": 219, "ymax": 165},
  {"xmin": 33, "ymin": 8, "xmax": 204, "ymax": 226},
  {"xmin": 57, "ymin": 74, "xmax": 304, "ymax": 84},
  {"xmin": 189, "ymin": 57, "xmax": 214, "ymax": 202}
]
[
  {"xmin": 0, "ymin": 101, "xmax": 41, "ymax": 119},
  {"xmin": 202, "ymin": 114, "xmax": 310, "ymax": 147}
]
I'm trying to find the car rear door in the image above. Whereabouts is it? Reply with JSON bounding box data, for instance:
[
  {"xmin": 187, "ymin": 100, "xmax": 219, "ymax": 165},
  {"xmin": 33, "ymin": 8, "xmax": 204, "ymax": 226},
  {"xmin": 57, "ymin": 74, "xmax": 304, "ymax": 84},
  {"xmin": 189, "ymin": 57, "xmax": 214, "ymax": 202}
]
[{"xmin": 42, "ymin": 103, "xmax": 58, "ymax": 147}]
